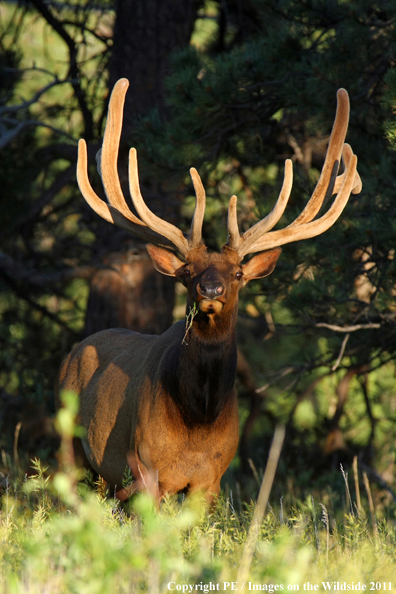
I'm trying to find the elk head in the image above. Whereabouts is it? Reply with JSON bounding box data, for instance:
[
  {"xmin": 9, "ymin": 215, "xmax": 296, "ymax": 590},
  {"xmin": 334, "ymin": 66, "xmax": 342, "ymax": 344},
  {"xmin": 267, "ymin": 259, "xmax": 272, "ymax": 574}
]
[{"xmin": 77, "ymin": 79, "xmax": 362, "ymax": 319}]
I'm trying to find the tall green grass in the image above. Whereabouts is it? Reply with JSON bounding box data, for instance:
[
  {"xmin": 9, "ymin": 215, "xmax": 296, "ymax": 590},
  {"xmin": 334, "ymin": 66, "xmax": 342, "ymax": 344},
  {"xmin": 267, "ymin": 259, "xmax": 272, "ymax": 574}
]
[{"xmin": 0, "ymin": 396, "xmax": 395, "ymax": 593}]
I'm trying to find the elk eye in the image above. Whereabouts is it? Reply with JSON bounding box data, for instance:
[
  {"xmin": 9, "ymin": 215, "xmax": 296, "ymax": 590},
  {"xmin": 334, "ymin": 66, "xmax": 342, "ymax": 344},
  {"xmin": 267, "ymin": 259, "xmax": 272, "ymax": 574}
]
[
  {"xmin": 184, "ymin": 268, "xmax": 191, "ymax": 277},
  {"xmin": 235, "ymin": 271, "xmax": 243, "ymax": 280}
]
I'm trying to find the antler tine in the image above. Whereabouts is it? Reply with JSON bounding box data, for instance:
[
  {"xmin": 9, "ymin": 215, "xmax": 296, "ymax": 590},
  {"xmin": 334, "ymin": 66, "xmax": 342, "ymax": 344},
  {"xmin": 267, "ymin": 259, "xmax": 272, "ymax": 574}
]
[
  {"xmin": 246, "ymin": 152, "xmax": 358, "ymax": 254},
  {"xmin": 128, "ymin": 148, "xmax": 189, "ymax": 257},
  {"xmin": 77, "ymin": 138, "xmax": 120, "ymax": 226},
  {"xmin": 77, "ymin": 140, "xmax": 172, "ymax": 244},
  {"xmin": 227, "ymin": 195, "xmax": 240, "ymax": 249},
  {"xmin": 99, "ymin": 78, "xmax": 136, "ymax": 216},
  {"xmin": 188, "ymin": 168, "xmax": 206, "ymax": 249},
  {"xmin": 333, "ymin": 143, "xmax": 362, "ymax": 195},
  {"xmin": 230, "ymin": 159, "xmax": 293, "ymax": 255}
]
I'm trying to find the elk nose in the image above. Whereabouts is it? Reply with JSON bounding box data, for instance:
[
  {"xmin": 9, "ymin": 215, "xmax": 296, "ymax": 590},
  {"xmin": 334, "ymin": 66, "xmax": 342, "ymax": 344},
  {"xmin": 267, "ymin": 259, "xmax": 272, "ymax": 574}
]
[{"xmin": 198, "ymin": 281, "xmax": 225, "ymax": 299}]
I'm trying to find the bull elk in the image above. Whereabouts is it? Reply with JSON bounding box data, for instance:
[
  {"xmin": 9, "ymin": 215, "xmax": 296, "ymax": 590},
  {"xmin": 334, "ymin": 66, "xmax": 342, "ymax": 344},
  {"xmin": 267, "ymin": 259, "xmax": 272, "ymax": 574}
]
[{"xmin": 58, "ymin": 79, "xmax": 362, "ymax": 503}]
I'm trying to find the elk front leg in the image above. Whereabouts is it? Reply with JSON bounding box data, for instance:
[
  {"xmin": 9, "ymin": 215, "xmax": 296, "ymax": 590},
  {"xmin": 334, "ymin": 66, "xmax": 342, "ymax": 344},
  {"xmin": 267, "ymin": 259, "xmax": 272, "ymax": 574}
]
[{"xmin": 116, "ymin": 452, "xmax": 159, "ymax": 503}]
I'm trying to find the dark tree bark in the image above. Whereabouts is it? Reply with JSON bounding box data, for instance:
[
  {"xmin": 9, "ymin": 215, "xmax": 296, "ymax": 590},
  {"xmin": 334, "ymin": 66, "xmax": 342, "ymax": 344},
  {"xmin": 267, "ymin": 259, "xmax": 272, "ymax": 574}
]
[
  {"xmin": 84, "ymin": 0, "xmax": 202, "ymax": 336},
  {"xmin": 83, "ymin": 249, "xmax": 174, "ymax": 336},
  {"xmin": 109, "ymin": 0, "xmax": 200, "ymax": 129}
]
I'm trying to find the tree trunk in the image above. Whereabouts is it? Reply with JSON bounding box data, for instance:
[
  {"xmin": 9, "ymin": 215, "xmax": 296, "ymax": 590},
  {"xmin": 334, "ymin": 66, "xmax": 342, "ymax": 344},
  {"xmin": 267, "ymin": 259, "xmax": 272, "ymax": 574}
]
[
  {"xmin": 83, "ymin": 249, "xmax": 174, "ymax": 336},
  {"xmin": 109, "ymin": 0, "xmax": 200, "ymax": 129},
  {"xmin": 84, "ymin": 0, "xmax": 201, "ymax": 336}
]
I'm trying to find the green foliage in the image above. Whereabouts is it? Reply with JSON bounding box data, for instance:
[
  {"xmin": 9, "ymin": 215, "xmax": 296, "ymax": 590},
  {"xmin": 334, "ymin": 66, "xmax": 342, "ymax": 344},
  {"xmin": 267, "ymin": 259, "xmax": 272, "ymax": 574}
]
[
  {"xmin": 0, "ymin": 0, "xmax": 108, "ymax": 401},
  {"xmin": 383, "ymin": 69, "xmax": 396, "ymax": 148},
  {"xmin": 1, "ymin": 472, "xmax": 396, "ymax": 592}
]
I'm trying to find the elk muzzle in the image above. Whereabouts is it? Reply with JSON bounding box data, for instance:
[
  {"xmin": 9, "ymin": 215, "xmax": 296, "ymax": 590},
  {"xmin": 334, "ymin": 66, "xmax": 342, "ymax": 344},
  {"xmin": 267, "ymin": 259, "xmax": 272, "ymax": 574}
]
[{"xmin": 196, "ymin": 275, "xmax": 226, "ymax": 314}]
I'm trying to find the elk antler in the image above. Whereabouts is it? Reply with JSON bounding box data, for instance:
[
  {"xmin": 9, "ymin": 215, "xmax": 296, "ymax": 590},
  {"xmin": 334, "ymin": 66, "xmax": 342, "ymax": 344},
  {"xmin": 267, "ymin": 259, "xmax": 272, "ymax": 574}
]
[
  {"xmin": 77, "ymin": 78, "xmax": 206, "ymax": 258},
  {"xmin": 226, "ymin": 89, "xmax": 362, "ymax": 260},
  {"xmin": 78, "ymin": 81, "xmax": 361, "ymax": 262}
]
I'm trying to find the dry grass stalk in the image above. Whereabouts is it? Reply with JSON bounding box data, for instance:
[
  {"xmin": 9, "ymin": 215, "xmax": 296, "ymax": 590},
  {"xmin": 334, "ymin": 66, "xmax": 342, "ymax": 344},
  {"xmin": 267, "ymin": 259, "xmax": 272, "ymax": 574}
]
[
  {"xmin": 353, "ymin": 456, "xmax": 361, "ymax": 512},
  {"xmin": 363, "ymin": 471, "xmax": 378, "ymax": 540},
  {"xmin": 340, "ymin": 464, "xmax": 353, "ymax": 515},
  {"xmin": 237, "ymin": 425, "xmax": 285, "ymax": 588}
]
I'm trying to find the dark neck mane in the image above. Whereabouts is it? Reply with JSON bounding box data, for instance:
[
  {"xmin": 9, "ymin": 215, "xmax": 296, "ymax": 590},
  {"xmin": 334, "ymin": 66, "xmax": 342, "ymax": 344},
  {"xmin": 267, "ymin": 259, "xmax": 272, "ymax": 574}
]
[{"xmin": 160, "ymin": 310, "xmax": 238, "ymax": 427}]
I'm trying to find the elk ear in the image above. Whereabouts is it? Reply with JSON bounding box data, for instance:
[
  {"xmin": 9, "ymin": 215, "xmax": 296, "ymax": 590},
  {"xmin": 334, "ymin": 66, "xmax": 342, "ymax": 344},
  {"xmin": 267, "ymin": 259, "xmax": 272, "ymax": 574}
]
[
  {"xmin": 241, "ymin": 248, "xmax": 282, "ymax": 283},
  {"xmin": 146, "ymin": 244, "xmax": 185, "ymax": 277}
]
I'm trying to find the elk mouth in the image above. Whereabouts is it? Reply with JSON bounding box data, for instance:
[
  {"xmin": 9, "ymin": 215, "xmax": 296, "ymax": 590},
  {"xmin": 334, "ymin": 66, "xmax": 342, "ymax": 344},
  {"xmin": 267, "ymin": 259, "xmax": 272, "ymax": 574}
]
[{"xmin": 197, "ymin": 297, "xmax": 224, "ymax": 314}]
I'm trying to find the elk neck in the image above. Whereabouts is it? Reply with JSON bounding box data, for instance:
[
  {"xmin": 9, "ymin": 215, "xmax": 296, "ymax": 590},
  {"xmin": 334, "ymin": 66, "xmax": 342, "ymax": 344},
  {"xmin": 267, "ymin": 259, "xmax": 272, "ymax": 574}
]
[{"xmin": 159, "ymin": 303, "xmax": 238, "ymax": 428}]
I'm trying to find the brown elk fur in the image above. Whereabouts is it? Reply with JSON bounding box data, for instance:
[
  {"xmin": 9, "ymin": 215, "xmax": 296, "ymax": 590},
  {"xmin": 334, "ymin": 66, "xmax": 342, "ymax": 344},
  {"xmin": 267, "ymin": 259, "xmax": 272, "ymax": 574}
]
[{"xmin": 58, "ymin": 245, "xmax": 281, "ymax": 501}]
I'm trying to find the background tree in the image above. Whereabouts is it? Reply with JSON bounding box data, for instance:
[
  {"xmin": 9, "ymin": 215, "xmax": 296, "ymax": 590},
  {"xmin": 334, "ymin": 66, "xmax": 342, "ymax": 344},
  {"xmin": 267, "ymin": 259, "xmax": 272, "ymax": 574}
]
[{"xmin": 1, "ymin": 0, "xmax": 396, "ymax": 505}]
